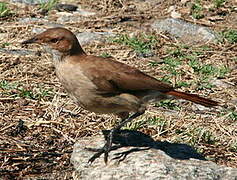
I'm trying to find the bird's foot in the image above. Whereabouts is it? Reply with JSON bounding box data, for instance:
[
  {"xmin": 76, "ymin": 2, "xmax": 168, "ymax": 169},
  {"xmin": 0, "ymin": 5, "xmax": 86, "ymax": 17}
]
[
  {"xmin": 85, "ymin": 129, "xmax": 117, "ymax": 164},
  {"xmin": 85, "ymin": 147, "xmax": 105, "ymax": 164},
  {"xmin": 85, "ymin": 112, "xmax": 145, "ymax": 164},
  {"xmin": 85, "ymin": 145, "xmax": 123, "ymax": 164}
]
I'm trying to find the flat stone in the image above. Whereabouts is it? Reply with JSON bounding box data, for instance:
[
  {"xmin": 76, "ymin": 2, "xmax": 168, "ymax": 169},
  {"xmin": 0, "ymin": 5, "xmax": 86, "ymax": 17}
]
[
  {"xmin": 18, "ymin": 17, "xmax": 64, "ymax": 29},
  {"xmin": 56, "ymin": 12, "xmax": 82, "ymax": 23},
  {"xmin": 76, "ymin": 32, "xmax": 115, "ymax": 46},
  {"xmin": 56, "ymin": 7, "xmax": 95, "ymax": 24},
  {"xmin": 18, "ymin": 17, "xmax": 48, "ymax": 23},
  {"xmin": 31, "ymin": 27, "xmax": 46, "ymax": 34},
  {"xmin": 31, "ymin": 24, "xmax": 64, "ymax": 34},
  {"xmin": 76, "ymin": 7, "xmax": 96, "ymax": 16},
  {"xmin": 151, "ymin": 18, "xmax": 219, "ymax": 44},
  {"xmin": 11, "ymin": 0, "xmax": 50, "ymax": 5},
  {"xmin": 55, "ymin": 3, "xmax": 78, "ymax": 12},
  {"xmin": 0, "ymin": 48, "xmax": 37, "ymax": 56},
  {"xmin": 211, "ymin": 79, "xmax": 233, "ymax": 88},
  {"xmin": 21, "ymin": 27, "xmax": 112, "ymax": 47},
  {"xmin": 71, "ymin": 132, "xmax": 237, "ymax": 180}
]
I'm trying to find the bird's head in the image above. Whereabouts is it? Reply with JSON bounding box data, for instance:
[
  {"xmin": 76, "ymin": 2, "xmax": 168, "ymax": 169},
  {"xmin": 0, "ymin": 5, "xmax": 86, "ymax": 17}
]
[{"xmin": 22, "ymin": 27, "xmax": 84, "ymax": 55}]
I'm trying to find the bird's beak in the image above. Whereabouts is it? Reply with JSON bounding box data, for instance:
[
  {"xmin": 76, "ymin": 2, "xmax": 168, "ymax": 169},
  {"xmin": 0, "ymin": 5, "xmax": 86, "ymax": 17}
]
[{"xmin": 21, "ymin": 37, "xmax": 38, "ymax": 45}]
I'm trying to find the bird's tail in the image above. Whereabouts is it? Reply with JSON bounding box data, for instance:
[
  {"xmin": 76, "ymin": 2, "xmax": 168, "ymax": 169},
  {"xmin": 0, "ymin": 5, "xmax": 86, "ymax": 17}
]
[{"xmin": 165, "ymin": 90, "xmax": 218, "ymax": 107}]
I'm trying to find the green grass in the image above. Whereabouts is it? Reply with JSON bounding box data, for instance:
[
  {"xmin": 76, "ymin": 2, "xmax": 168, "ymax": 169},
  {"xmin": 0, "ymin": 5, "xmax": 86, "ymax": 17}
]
[
  {"xmin": 191, "ymin": 0, "xmax": 204, "ymax": 19},
  {"xmin": 158, "ymin": 76, "xmax": 172, "ymax": 84},
  {"xmin": 1, "ymin": 42, "xmax": 10, "ymax": 48},
  {"xmin": 148, "ymin": 44, "xmax": 230, "ymax": 90},
  {"xmin": 176, "ymin": 127, "xmax": 217, "ymax": 146},
  {"xmin": 149, "ymin": 45, "xmax": 230, "ymax": 90},
  {"xmin": 199, "ymin": 45, "xmax": 212, "ymax": 51},
  {"xmin": 175, "ymin": 81, "xmax": 190, "ymax": 88},
  {"xmin": 231, "ymin": 57, "xmax": 237, "ymax": 62},
  {"xmin": 163, "ymin": 57, "xmax": 182, "ymax": 67},
  {"xmin": 222, "ymin": 29, "xmax": 237, "ymax": 43},
  {"xmin": 217, "ymin": 66, "xmax": 230, "ymax": 78},
  {"xmin": 0, "ymin": 2, "xmax": 11, "ymax": 18},
  {"xmin": 124, "ymin": 119, "xmax": 145, "ymax": 130},
  {"xmin": 230, "ymin": 142, "xmax": 237, "ymax": 152},
  {"xmin": 167, "ymin": 48, "xmax": 185, "ymax": 57},
  {"xmin": 17, "ymin": 88, "xmax": 35, "ymax": 99},
  {"xmin": 188, "ymin": 59, "xmax": 229, "ymax": 78},
  {"xmin": 200, "ymin": 64, "xmax": 220, "ymax": 76},
  {"xmin": 155, "ymin": 99, "xmax": 180, "ymax": 111},
  {"xmin": 195, "ymin": 79, "xmax": 214, "ymax": 90},
  {"xmin": 229, "ymin": 111, "xmax": 237, "ymax": 121},
  {"xmin": 0, "ymin": 80, "xmax": 17, "ymax": 90},
  {"xmin": 124, "ymin": 116, "xmax": 168, "ymax": 135},
  {"xmin": 0, "ymin": 80, "xmax": 54, "ymax": 100},
  {"xmin": 213, "ymin": 0, "xmax": 226, "ymax": 8},
  {"xmin": 112, "ymin": 34, "xmax": 158, "ymax": 56},
  {"xmin": 39, "ymin": 0, "xmax": 58, "ymax": 12},
  {"xmin": 188, "ymin": 59, "xmax": 201, "ymax": 72},
  {"xmin": 148, "ymin": 61, "xmax": 160, "ymax": 67},
  {"xmin": 17, "ymin": 87, "xmax": 53, "ymax": 100},
  {"xmin": 161, "ymin": 65, "xmax": 180, "ymax": 77},
  {"xmin": 159, "ymin": 49, "xmax": 184, "ymax": 78},
  {"xmin": 100, "ymin": 52, "xmax": 112, "ymax": 58},
  {"xmin": 196, "ymin": 128, "xmax": 217, "ymax": 145}
]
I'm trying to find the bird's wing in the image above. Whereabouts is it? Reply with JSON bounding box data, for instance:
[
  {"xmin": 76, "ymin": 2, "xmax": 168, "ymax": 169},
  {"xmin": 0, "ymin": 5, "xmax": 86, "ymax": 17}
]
[{"xmin": 79, "ymin": 56, "xmax": 174, "ymax": 94}]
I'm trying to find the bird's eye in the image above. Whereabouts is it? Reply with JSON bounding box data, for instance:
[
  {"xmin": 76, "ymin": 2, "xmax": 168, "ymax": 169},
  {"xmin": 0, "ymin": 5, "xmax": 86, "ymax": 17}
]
[{"xmin": 50, "ymin": 38, "xmax": 58, "ymax": 43}]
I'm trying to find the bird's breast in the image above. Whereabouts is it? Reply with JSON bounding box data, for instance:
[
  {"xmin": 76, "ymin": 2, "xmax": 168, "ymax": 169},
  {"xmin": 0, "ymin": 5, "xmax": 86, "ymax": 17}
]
[{"xmin": 55, "ymin": 61, "xmax": 98, "ymax": 109}]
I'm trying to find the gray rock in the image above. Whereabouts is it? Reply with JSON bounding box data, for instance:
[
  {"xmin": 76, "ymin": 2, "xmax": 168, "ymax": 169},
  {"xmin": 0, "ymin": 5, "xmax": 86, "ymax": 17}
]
[
  {"xmin": 151, "ymin": 18, "xmax": 219, "ymax": 44},
  {"xmin": 56, "ymin": 13, "xmax": 82, "ymax": 23},
  {"xmin": 76, "ymin": 8, "xmax": 96, "ymax": 16},
  {"xmin": 71, "ymin": 133, "xmax": 237, "ymax": 180},
  {"xmin": 31, "ymin": 27, "xmax": 46, "ymax": 34},
  {"xmin": 21, "ymin": 26, "xmax": 113, "ymax": 47},
  {"xmin": 11, "ymin": 0, "xmax": 50, "ymax": 5},
  {"xmin": 56, "ymin": 7, "xmax": 96, "ymax": 23},
  {"xmin": 55, "ymin": 3, "xmax": 78, "ymax": 12},
  {"xmin": 76, "ymin": 32, "xmax": 115, "ymax": 46},
  {"xmin": 211, "ymin": 79, "xmax": 233, "ymax": 88},
  {"xmin": 18, "ymin": 17, "xmax": 48, "ymax": 23},
  {"xmin": 31, "ymin": 24, "xmax": 63, "ymax": 34},
  {"xmin": 0, "ymin": 48, "xmax": 37, "ymax": 56},
  {"xmin": 18, "ymin": 17, "xmax": 63, "ymax": 29}
]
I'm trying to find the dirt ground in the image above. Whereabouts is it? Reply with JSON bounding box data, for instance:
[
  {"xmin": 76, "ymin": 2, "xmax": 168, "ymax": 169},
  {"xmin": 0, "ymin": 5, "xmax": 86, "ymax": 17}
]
[{"xmin": 0, "ymin": 0, "xmax": 237, "ymax": 179}]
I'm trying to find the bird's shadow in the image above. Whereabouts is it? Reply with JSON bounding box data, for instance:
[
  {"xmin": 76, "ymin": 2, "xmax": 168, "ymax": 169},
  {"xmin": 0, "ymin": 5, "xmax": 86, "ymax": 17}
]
[{"xmin": 102, "ymin": 129, "xmax": 206, "ymax": 162}]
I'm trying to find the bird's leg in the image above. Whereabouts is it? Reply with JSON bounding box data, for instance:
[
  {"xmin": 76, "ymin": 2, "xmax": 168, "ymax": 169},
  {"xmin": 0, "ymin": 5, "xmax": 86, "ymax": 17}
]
[
  {"xmin": 103, "ymin": 128, "xmax": 115, "ymax": 163},
  {"xmin": 87, "ymin": 110, "xmax": 145, "ymax": 164},
  {"xmin": 86, "ymin": 144, "xmax": 123, "ymax": 163}
]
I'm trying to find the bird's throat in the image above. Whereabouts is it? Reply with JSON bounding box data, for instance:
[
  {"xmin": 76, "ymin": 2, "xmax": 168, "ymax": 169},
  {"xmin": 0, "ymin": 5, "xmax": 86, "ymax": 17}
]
[{"xmin": 43, "ymin": 46, "xmax": 66, "ymax": 65}]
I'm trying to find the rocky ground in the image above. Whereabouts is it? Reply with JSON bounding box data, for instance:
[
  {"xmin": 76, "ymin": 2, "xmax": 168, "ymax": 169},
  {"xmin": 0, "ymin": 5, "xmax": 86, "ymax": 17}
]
[{"xmin": 0, "ymin": 0, "xmax": 237, "ymax": 179}]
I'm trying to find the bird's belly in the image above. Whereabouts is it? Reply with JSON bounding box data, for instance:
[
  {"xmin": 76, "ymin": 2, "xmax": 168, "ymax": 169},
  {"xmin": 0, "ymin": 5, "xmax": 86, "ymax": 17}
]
[
  {"xmin": 55, "ymin": 63, "xmax": 144, "ymax": 115},
  {"xmin": 59, "ymin": 77, "xmax": 99, "ymax": 110},
  {"xmin": 66, "ymin": 92, "xmax": 128, "ymax": 114},
  {"xmin": 61, "ymin": 82, "xmax": 142, "ymax": 114},
  {"xmin": 73, "ymin": 93, "xmax": 144, "ymax": 114},
  {"xmin": 55, "ymin": 63, "xmax": 100, "ymax": 110},
  {"xmin": 56, "ymin": 63, "xmax": 123, "ymax": 114}
]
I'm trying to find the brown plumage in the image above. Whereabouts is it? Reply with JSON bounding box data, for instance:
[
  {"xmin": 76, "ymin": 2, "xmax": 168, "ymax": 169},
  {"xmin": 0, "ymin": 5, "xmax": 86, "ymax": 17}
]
[{"xmin": 22, "ymin": 27, "xmax": 218, "ymax": 164}]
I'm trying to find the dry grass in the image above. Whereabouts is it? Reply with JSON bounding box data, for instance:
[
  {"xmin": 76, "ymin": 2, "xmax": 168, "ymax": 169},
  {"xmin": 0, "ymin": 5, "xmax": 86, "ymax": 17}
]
[{"xmin": 0, "ymin": 0, "xmax": 236, "ymax": 178}]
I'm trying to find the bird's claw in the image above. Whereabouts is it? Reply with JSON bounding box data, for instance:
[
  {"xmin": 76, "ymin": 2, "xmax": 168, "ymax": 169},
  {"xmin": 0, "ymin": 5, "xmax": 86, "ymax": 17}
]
[{"xmin": 85, "ymin": 146, "xmax": 108, "ymax": 164}]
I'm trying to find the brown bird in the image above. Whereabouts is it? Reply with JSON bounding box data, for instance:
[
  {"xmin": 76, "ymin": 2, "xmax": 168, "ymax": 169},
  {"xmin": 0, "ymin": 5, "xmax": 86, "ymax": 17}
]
[{"xmin": 22, "ymin": 27, "xmax": 218, "ymax": 164}]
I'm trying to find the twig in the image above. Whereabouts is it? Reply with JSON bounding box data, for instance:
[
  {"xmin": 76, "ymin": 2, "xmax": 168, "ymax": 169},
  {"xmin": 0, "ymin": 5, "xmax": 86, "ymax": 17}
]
[
  {"xmin": 0, "ymin": 124, "xmax": 15, "ymax": 132},
  {"xmin": 52, "ymin": 127, "xmax": 75, "ymax": 143}
]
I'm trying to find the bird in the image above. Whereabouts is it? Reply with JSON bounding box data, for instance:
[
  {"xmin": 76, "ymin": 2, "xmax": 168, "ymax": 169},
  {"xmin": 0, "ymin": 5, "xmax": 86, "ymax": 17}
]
[{"xmin": 22, "ymin": 27, "xmax": 218, "ymax": 164}]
